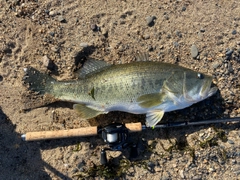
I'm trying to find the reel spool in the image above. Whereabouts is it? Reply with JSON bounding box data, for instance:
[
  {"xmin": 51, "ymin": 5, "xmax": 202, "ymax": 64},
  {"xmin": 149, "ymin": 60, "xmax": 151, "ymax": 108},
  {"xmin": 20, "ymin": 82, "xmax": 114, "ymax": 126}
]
[{"xmin": 99, "ymin": 123, "xmax": 129, "ymax": 150}]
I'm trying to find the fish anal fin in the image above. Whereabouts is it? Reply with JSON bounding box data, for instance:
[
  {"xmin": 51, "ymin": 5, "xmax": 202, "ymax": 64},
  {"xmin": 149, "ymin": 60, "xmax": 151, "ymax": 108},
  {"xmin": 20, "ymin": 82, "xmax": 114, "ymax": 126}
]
[
  {"xmin": 146, "ymin": 110, "xmax": 165, "ymax": 127},
  {"xmin": 73, "ymin": 104, "xmax": 107, "ymax": 119},
  {"xmin": 137, "ymin": 93, "xmax": 165, "ymax": 108}
]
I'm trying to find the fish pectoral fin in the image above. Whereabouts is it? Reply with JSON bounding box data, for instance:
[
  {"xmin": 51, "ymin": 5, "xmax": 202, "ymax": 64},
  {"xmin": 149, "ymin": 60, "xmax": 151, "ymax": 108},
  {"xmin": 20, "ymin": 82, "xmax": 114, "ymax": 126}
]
[
  {"xmin": 146, "ymin": 110, "xmax": 165, "ymax": 127},
  {"xmin": 137, "ymin": 93, "xmax": 165, "ymax": 108},
  {"xmin": 73, "ymin": 104, "xmax": 107, "ymax": 119}
]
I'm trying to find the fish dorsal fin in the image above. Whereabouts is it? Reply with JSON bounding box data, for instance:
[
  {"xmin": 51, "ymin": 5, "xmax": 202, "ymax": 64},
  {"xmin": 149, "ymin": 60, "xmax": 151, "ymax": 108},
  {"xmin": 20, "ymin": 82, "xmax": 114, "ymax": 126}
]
[
  {"xmin": 146, "ymin": 110, "xmax": 165, "ymax": 127},
  {"xmin": 78, "ymin": 58, "xmax": 112, "ymax": 78},
  {"xmin": 137, "ymin": 93, "xmax": 166, "ymax": 108},
  {"xmin": 136, "ymin": 52, "xmax": 149, "ymax": 61}
]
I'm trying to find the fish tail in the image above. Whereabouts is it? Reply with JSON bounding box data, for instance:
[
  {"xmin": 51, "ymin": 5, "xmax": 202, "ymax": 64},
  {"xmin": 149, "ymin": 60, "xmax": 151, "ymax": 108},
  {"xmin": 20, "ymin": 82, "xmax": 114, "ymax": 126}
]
[
  {"xmin": 23, "ymin": 67, "xmax": 55, "ymax": 94},
  {"xmin": 22, "ymin": 67, "xmax": 57, "ymax": 109}
]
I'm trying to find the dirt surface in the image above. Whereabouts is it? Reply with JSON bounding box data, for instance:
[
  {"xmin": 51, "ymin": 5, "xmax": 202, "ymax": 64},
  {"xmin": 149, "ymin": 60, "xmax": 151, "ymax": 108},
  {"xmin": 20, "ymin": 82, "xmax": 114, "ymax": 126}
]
[{"xmin": 0, "ymin": 0, "xmax": 240, "ymax": 179}]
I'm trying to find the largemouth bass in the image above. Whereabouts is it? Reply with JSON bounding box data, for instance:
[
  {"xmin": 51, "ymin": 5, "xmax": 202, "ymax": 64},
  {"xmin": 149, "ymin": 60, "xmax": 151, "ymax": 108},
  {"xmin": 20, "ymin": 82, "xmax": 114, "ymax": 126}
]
[{"xmin": 23, "ymin": 54, "xmax": 217, "ymax": 127}]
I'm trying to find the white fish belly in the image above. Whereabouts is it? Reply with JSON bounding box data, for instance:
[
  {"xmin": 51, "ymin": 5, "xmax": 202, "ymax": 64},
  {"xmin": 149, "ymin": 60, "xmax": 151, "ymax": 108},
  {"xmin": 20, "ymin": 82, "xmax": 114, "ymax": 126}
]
[
  {"xmin": 106, "ymin": 103, "xmax": 149, "ymax": 114},
  {"xmin": 105, "ymin": 100, "xmax": 195, "ymax": 115}
]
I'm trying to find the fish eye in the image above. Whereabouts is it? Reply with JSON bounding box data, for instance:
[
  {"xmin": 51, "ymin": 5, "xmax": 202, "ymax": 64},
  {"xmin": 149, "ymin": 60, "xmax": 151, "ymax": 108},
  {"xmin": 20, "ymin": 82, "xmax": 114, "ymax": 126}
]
[{"xmin": 197, "ymin": 73, "xmax": 204, "ymax": 79}]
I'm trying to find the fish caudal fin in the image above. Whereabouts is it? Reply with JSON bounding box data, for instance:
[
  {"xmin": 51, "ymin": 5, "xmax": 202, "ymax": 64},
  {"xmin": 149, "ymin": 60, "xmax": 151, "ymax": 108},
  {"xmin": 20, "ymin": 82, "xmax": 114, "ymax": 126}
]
[
  {"xmin": 73, "ymin": 104, "xmax": 107, "ymax": 119},
  {"xmin": 22, "ymin": 67, "xmax": 57, "ymax": 109},
  {"xmin": 146, "ymin": 110, "xmax": 165, "ymax": 127},
  {"xmin": 23, "ymin": 67, "xmax": 55, "ymax": 94}
]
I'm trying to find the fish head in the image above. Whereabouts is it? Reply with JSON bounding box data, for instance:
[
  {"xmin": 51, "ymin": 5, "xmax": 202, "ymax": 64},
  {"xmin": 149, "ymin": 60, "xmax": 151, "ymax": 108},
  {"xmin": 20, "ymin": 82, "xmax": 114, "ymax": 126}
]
[
  {"xmin": 183, "ymin": 71, "xmax": 218, "ymax": 102},
  {"xmin": 182, "ymin": 71, "xmax": 217, "ymax": 103},
  {"xmin": 163, "ymin": 69, "xmax": 218, "ymax": 104}
]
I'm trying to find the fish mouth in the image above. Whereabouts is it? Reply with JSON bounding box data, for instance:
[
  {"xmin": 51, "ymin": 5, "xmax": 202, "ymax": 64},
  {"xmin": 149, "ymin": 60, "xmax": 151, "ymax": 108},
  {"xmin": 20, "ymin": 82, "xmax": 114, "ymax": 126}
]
[{"xmin": 200, "ymin": 78, "xmax": 218, "ymax": 99}]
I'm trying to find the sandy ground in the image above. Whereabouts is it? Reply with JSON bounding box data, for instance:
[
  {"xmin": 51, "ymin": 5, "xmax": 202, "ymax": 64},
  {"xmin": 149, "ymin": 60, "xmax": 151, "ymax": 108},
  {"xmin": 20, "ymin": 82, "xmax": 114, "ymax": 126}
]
[{"xmin": 0, "ymin": 0, "xmax": 240, "ymax": 179}]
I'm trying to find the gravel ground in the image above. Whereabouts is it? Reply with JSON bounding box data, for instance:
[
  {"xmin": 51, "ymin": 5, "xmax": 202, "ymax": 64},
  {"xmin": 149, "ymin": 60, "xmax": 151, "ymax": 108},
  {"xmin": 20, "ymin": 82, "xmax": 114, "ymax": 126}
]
[{"xmin": 0, "ymin": 0, "xmax": 239, "ymax": 179}]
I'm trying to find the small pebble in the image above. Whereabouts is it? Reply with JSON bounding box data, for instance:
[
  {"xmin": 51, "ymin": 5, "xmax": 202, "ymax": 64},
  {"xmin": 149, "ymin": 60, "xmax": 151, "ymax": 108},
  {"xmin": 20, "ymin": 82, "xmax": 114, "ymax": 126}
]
[
  {"xmin": 224, "ymin": 63, "xmax": 228, "ymax": 68},
  {"xmin": 173, "ymin": 42, "xmax": 179, "ymax": 48},
  {"xmin": 167, "ymin": 34, "xmax": 171, "ymax": 39},
  {"xmin": 228, "ymin": 62, "xmax": 234, "ymax": 73},
  {"xmin": 226, "ymin": 49, "xmax": 233, "ymax": 57},
  {"xmin": 58, "ymin": 16, "xmax": 66, "ymax": 23},
  {"xmin": 212, "ymin": 62, "xmax": 220, "ymax": 69},
  {"xmin": 0, "ymin": 75, "xmax": 3, "ymax": 82},
  {"xmin": 227, "ymin": 139, "xmax": 234, "ymax": 144},
  {"xmin": 90, "ymin": 24, "xmax": 98, "ymax": 31},
  {"xmin": 232, "ymin": 30, "xmax": 237, "ymax": 35},
  {"xmin": 77, "ymin": 160, "xmax": 86, "ymax": 169},
  {"xmin": 199, "ymin": 132, "xmax": 205, "ymax": 137},
  {"xmin": 71, "ymin": 168, "xmax": 78, "ymax": 174},
  {"xmin": 203, "ymin": 52, "xmax": 208, "ymax": 57},
  {"xmin": 216, "ymin": 41, "xmax": 224, "ymax": 45},
  {"xmin": 163, "ymin": 14, "xmax": 169, "ymax": 20},
  {"xmin": 80, "ymin": 42, "xmax": 88, "ymax": 48},
  {"xmin": 176, "ymin": 31, "xmax": 182, "ymax": 38},
  {"xmin": 143, "ymin": 34, "xmax": 150, "ymax": 40},
  {"xmin": 191, "ymin": 44, "xmax": 199, "ymax": 59},
  {"xmin": 42, "ymin": 55, "xmax": 54, "ymax": 70},
  {"xmin": 200, "ymin": 28, "xmax": 205, "ymax": 32},
  {"xmin": 179, "ymin": 169, "xmax": 185, "ymax": 179},
  {"xmin": 146, "ymin": 16, "xmax": 156, "ymax": 27},
  {"xmin": 209, "ymin": 167, "xmax": 215, "ymax": 172},
  {"xmin": 101, "ymin": 28, "xmax": 108, "ymax": 36},
  {"xmin": 197, "ymin": 32, "xmax": 203, "ymax": 40},
  {"xmin": 49, "ymin": 10, "xmax": 56, "ymax": 16},
  {"xmin": 148, "ymin": 45, "xmax": 154, "ymax": 51},
  {"xmin": 182, "ymin": 6, "xmax": 186, "ymax": 11},
  {"xmin": 118, "ymin": 45, "xmax": 124, "ymax": 52},
  {"xmin": 192, "ymin": 175, "xmax": 202, "ymax": 180},
  {"xmin": 45, "ymin": 9, "xmax": 49, "ymax": 14},
  {"xmin": 147, "ymin": 161, "xmax": 155, "ymax": 169},
  {"xmin": 155, "ymin": 167, "xmax": 161, "ymax": 172},
  {"xmin": 51, "ymin": 46, "xmax": 59, "ymax": 52},
  {"xmin": 49, "ymin": 32, "xmax": 55, "ymax": 37}
]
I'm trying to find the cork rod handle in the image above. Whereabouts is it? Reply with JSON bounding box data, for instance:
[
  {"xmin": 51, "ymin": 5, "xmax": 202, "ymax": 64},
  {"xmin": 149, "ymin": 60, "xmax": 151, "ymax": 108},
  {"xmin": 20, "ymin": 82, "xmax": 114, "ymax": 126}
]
[{"xmin": 22, "ymin": 122, "xmax": 142, "ymax": 141}]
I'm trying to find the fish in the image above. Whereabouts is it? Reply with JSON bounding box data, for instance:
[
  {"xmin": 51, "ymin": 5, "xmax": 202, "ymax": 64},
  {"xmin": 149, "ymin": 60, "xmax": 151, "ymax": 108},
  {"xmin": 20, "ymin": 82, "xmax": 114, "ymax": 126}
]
[{"xmin": 22, "ymin": 53, "xmax": 218, "ymax": 127}]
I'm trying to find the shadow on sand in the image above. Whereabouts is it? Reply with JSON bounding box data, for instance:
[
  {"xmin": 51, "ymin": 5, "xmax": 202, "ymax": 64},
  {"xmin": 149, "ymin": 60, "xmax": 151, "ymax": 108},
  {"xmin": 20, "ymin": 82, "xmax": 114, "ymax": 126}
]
[{"xmin": 0, "ymin": 106, "xmax": 73, "ymax": 180}]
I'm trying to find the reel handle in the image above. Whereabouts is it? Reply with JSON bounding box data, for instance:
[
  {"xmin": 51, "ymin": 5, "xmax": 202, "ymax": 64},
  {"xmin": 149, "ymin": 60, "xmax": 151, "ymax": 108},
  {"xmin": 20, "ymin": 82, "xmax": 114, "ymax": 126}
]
[{"xmin": 22, "ymin": 122, "xmax": 142, "ymax": 141}]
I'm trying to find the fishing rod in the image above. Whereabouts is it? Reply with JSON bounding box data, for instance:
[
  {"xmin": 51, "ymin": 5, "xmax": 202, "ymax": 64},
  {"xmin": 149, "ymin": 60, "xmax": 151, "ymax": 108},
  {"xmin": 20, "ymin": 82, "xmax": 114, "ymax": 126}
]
[
  {"xmin": 21, "ymin": 117, "xmax": 240, "ymax": 165},
  {"xmin": 21, "ymin": 117, "xmax": 240, "ymax": 141}
]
